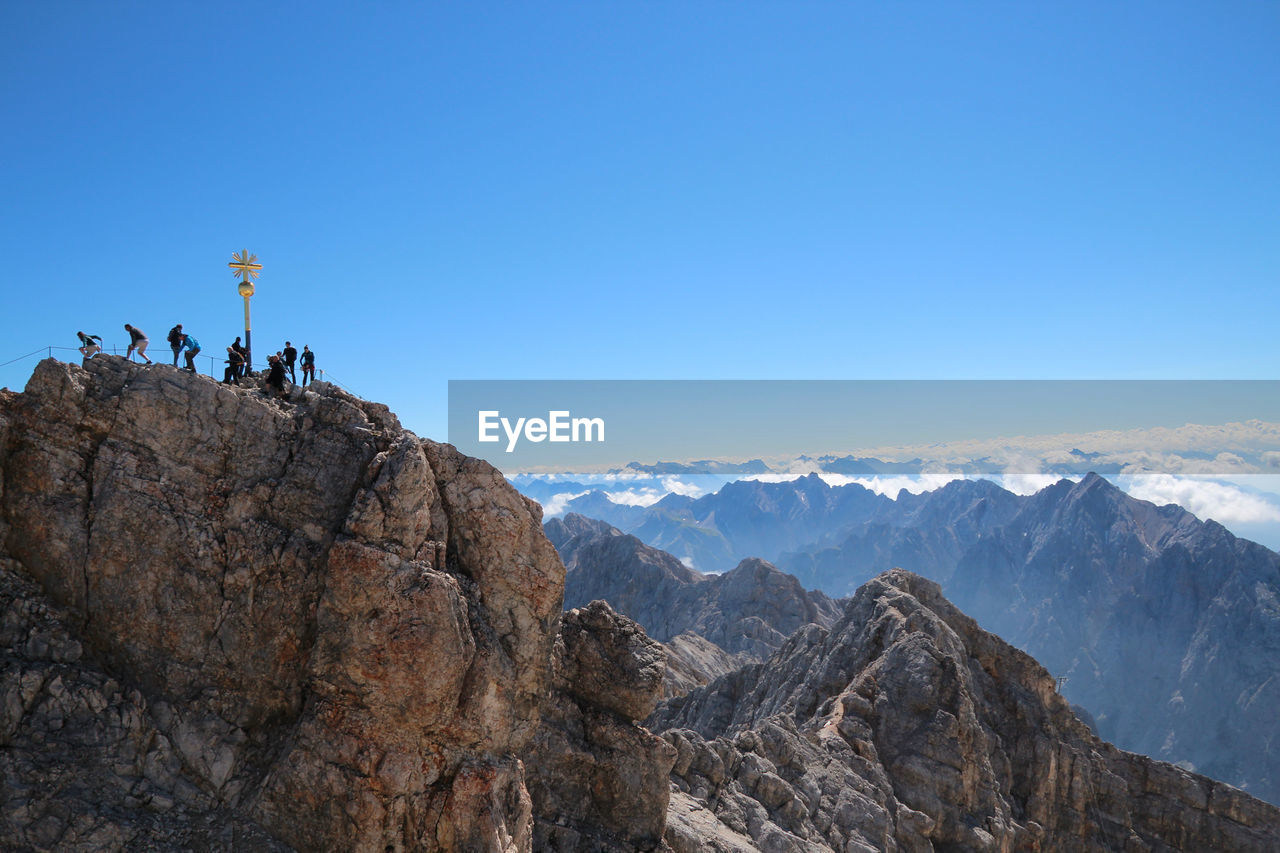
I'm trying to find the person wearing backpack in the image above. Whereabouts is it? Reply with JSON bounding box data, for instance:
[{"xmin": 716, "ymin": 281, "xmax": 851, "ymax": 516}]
[{"xmin": 167, "ymin": 324, "xmax": 184, "ymax": 365}]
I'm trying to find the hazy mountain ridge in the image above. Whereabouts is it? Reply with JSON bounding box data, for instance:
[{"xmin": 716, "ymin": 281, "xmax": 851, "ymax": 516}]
[
  {"xmin": 770, "ymin": 473, "xmax": 1280, "ymax": 801},
  {"xmin": 545, "ymin": 513, "xmax": 842, "ymax": 695}
]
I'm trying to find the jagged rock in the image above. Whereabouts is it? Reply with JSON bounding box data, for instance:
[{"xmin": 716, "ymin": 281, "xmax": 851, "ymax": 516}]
[
  {"xmin": 523, "ymin": 601, "xmax": 676, "ymax": 851},
  {"xmin": 555, "ymin": 600, "xmax": 667, "ymax": 721},
  {"xmin": 651, "ymin": 569, "xmax": 1280, "ymax": 852},
  {"xmin": 0, "ymin": 357, "xmax": 564, "ymax": 851}
]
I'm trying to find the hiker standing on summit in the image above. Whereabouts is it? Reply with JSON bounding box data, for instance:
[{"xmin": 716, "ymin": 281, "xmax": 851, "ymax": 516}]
[
  {"xmin": 300, "ymin": 345, "xmax": 316, "ymax": 386},
  {"xmin": 124, "ymin": 324, "xmax": 152, "ymax": 363},
  {"xmin": 167, "ymin": 324, "xmax": 184, "ymax": 365},
  {"xmin": 283, "ymin": 341, "xmax": 297, "ymax": 383}
]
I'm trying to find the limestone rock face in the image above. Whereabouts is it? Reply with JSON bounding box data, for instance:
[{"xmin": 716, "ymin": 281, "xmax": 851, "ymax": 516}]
[
  {"xmin": 652, "ymin": 569, "xmax": 1280, "ymax": 852},
  {"xmin": 0, "ymin": 357, "xmax": 564, "ymax": 851},
  {"xmin": 523, "ymin": 601, "xmax": 677, "ymax": 851}
]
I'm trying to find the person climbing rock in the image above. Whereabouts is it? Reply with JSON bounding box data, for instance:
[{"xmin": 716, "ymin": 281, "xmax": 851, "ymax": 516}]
[
  {"xmin": 76, "ymin": 331, "xmax": 102, "ymax": 359},
  {"xmin": 124, "ymin": 324, "xmax": 152, "ymax": 363},
  {"xmin": 167, "ymin": 324, "xmax": 184, "ymax": 365}
]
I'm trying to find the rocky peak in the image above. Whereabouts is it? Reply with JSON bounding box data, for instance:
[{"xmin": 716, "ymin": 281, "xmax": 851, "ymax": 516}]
[
  {"xmin": 654, "ymin": 568, "xmax": 1280, "ymax": 852},
  {"xmin": 0, "ymin": 356, "xmax": 566, "ymax": 850},
  {"xmin": 544, "ymin": 512, "xmax": 623, "ymax": 549}
]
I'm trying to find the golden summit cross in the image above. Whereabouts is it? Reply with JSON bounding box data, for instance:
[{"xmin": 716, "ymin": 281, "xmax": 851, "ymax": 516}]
[{"xmin": 229, "ymin": 249, "xmax": 262, "ymax": 281}]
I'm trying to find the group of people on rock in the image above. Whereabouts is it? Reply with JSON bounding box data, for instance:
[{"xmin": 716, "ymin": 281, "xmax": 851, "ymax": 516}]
[{"xmin": 74, "ymin": 324, "xmax": 319, "ymax": 397}]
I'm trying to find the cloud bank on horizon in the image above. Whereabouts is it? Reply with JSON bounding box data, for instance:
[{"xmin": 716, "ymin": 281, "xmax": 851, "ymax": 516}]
[{"xmin": 518, "ymin": 419, "xmax": 1280, "ymax": 540}]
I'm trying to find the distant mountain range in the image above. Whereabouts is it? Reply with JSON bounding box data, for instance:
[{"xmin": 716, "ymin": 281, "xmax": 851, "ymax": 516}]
[
  {"xmin": 621, "ymin": 459, "xmax": 773, "ymax": 476},
  {"xmin": 547, "ymin": 472, "xmax": 1280, "ymax": 805},
  {"xmin": 546, "ymin": 513, "xmax": 842, "ymax": 695},
  {"xmin": 554, "ymin": 473, "xmax": 892, "ymax": 573}
]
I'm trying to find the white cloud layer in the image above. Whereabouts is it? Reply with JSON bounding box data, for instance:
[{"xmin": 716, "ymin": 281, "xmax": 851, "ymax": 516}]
[
  {"xmin": 845, "ymin": 420, "xmax": 1280, "ymax": 475},
  {"xmin": 843, "ymin": 472, "xmax": 968, "ymax": 498},
  {"xmin": 605, "ymin": 488, "xmax": 666, "ymax": 507},
  {"xmin": 541, "ymin": 490, "xmax": 590, "ymax": 516},
  {"xmin": 1119, "ymin": 474, "xmax": 1280, "ymax": 525}
]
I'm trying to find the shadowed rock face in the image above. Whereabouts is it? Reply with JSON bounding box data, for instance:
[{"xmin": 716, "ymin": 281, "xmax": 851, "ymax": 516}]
[
  {"xmin": 652, "ymin": 570, "xmax": 1280, "ymax": 852},
  {"xmin": 0, "ymin": 357, "xmax": 565, "ymax": 850},
  {"xmin": 523, "ymin": 600, "xmax": 677, "ymax": 852}
]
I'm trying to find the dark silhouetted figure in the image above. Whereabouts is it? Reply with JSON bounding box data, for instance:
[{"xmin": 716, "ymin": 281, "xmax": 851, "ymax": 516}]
[
  {"xmin": 167, "ymin": 324, "xmax": 184, "ymax": 365},
  {"xmin": 231, "ymin": 336, "xmax": 247, "ymax": 378},
  {"xmin": 283, "ymin": 341, "xmax": 297, "ymax": 383},
  {"xmin": 265, "ymin": 355, "xmax": 288, "ymax": 399},
  {"xmin": 223, "ymin": 347, "xmax": 244, "ymax": 385}
]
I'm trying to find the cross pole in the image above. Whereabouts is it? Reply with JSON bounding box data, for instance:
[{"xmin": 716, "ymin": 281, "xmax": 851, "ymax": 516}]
[{"xmin": 228, "ymin": 249, "xmax": 262, "ymax": 371}]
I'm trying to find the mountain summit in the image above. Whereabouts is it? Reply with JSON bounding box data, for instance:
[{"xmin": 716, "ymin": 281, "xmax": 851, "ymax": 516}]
[
  {"xmin": 0, "ymin": 357, "xmax": 669, "ymax": 850},
  {"xmin": 2, "ymin": 356, "xmax": 1278, "ymax": 851}
]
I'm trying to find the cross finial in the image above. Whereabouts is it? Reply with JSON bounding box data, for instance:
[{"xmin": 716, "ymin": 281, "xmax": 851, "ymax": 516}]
[{"xmin": 229, "ymin": 249, "xmax": 262, "ymax": 282}]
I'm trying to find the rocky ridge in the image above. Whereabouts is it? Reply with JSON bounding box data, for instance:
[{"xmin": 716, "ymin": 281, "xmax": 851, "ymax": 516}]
[
  {"xmin": 652, "ymin": 569, "xmax": 1280, "ymax": 852},
  {"xmin": 782, "ymin": 474, "xmax": 1280, "ymax": 802}
]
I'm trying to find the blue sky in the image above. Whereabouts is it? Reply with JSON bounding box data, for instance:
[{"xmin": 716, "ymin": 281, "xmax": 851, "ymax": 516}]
[{"xmin": 2, "ymin": 2, "xmax": 1277, "ymax": 441}]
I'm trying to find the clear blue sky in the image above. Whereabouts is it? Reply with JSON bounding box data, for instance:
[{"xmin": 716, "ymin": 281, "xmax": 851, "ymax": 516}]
[{"xmin": 2, "ymin": 1, "xmax": 1276, "ymax": 441}]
